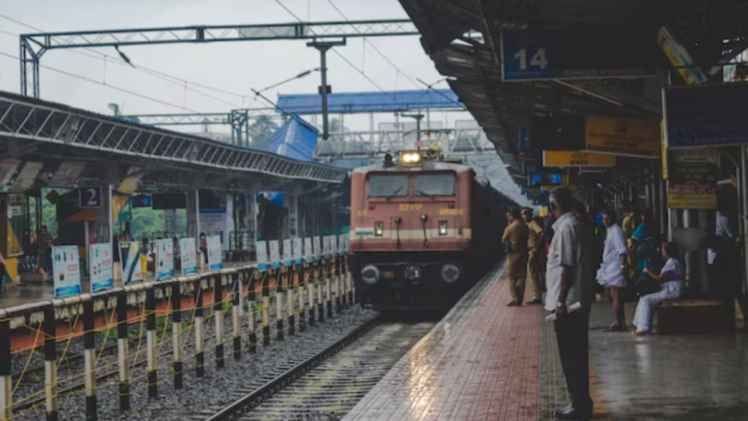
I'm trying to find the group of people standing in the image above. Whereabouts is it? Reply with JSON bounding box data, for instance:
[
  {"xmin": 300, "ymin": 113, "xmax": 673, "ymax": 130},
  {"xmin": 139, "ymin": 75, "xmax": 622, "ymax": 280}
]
[{"xmin": 501, "ymin": 188, "xmax": 686, "ymax": 420}]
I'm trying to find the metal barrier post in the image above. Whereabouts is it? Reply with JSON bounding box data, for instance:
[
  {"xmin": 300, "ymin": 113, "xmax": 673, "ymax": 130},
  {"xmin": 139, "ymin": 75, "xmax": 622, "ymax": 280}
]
[
  {"xmin": 194, "ymin": 278, "xmax": 205, "ymax": 377},
  {"xmin": 214, "ymin": 274, "xmax": 225, "ymax": 369},
  {"xmin": 83, "ymin": 298, "xmax": 97, "ymax": 420},
  {"xmin": 0, "ymin": 318, "xmax": 12, "ymax": 421},
  {"xmin": 261, "ymin": 271, "xmax": 271, "ymax": 346},
  {"xmin": 308, "ymin": 265, "xmax": 316, "ymax": 326},
  {"xmin": 116, "ymin": 291, "xmax": 130, "ymax": 412},
  {"xmin": 248, "ymin": 271, "xmax": 258, "ymax": 353},
  {"xmin": 317, "ymin": 264, "xmax": 325, "ymax": 323},
  {"xmin": 145, "ymin": 286, "xmax": 158, "ymax": 398},
  {"xmin": 325, "ymin": 260, "xmax": 333, "ymax": 319},
  {"xmin": 171, "ymin": 282, "xmax": 183, "ymax": 389},
  {"xmin": 275, "ymin": 269, "xmax": 285, "ymax": 341},
  {"xmin": 43, "ymin": 305, "xmax": 57, "ymax": 421},
  {"xmin": 334, "ymin": 257, "xmax": 342, "ymax": 314},
  {"xmin": 298, "ymin": 266, "xmax": 306, "ymax": 333},
  {"xmin": 287, "ymin": 266, "xmax": 296, "ymax": 336},
  {"xmin": 231, "ymin": 271, "xmax": 241, "ymax": 361}
]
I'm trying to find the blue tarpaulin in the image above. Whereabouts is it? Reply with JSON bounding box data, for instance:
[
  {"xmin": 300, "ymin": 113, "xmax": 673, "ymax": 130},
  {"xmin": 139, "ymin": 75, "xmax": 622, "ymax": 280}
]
[
  {"xmin": 261, "ymin": 115, "xmax": 319, "ymax": 161},
  {"xmin": 276, "ymin": 89, "xmax": 462, "ymax": 115}
]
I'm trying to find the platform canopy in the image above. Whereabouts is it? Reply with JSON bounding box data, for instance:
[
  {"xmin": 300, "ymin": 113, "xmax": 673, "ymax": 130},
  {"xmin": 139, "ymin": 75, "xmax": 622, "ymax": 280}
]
[
  {"xmin": 276, "ymin": 89, "xmax": 462, "ymax": 115},
  {"xmin": 259, "ymin": 115, "xmax": 319, "ymax": 161}
]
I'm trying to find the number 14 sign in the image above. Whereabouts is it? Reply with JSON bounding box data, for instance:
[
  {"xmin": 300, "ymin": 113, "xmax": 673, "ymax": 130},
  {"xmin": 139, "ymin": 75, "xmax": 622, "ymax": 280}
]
[{"xmin": 500, "ymin": 30, "xmax": 551, "ymax": 81}]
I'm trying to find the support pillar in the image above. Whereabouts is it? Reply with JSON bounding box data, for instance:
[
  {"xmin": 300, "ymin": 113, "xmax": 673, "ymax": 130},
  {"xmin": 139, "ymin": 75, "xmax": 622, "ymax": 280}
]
[
  {"xmin": 171, "ymin": 283, "xmax": 183, "ymax": 389},
  {"xmin": 213, "ymin": 274, "xmax": 225, "ymax": 369},
  {"xmin": 116, "ymin": 292, "xmax": 130, "ymax": 412},
  {"xmin": 194, "ymin": 278, "xmax": 205, "ymax": 377},
  {"xmin": 145, "ymin": 287, "xmax": 158, "ymax": 398},
  {"xmin": 83, "ymin": 299, "xmax": 97, "ymax": 420},
  {"xmin": 248, "ymin": 271, "xmax": 258, "ymax": 353},
  {"xmin": 261, "ymin": 272, "xmax": 271, "ymax": 346},
  {"xmin": 43, "ymin": 305, "xmax": 57, "ymax": 421},
  {"xmin": 231, "ymin": 272, "xmax": 242, "ymax": 360}
]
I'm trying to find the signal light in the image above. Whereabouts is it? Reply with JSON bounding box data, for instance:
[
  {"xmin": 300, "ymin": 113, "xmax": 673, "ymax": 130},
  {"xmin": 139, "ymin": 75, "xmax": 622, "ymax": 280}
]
[
  {"xmin": 374, "ymin": 221, "xmax": 384, "ymax": 237},
  {"xmin": 438, "ymin": 220, "xmax": 448, "ymax": 236}
]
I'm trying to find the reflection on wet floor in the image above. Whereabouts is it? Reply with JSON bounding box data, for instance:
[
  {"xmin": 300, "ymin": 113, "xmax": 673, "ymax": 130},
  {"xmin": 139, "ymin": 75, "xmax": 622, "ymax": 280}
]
[{"xmin": 589, "ymin": 302, "xmax": 748, "ymax": 420}]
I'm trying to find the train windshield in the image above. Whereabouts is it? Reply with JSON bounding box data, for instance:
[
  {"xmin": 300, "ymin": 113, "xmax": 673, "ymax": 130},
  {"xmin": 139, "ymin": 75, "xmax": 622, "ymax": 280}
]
[
  {"xmin": 367, "ymin": 174, "xmax": 409, "ymax": 197},
  {"xmin": 415, "ymin": 173, "xmax": 455, "ymax": 196}
]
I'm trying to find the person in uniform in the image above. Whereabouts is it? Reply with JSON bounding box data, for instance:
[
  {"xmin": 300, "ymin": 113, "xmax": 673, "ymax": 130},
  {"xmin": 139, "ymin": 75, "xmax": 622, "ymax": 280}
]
[
  {"xmin": 522, "ymin": 208, "xmax": 544, "ymax": 305},
  {"xmin": 545, "ymin": 188, "xmax": 594, "ymax": 420},
  {"xmin": 596, "ymin": 210, "xmax": 628, "ymax": 331},
  {"xmin": 502, "ymin": 207, "xmax": 529, "ymax": 306}
]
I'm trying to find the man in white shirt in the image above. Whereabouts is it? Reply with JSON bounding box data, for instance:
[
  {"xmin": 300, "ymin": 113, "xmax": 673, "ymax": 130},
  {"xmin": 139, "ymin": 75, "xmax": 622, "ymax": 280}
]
[{"xmin": 545, "ymin": 188, "xmax": 594, "ymax": 420}]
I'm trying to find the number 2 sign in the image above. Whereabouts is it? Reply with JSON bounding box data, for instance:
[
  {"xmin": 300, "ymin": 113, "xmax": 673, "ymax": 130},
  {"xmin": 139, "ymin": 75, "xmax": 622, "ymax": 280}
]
[{"xmin": 79, "ymin": 187, "xmax": 102, "ymax": 208}]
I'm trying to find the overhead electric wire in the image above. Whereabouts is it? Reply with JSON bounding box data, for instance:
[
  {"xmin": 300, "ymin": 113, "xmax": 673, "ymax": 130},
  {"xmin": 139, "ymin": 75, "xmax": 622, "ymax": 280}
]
[
  {"xmin": 272, "ymin": 0, "xmax": 386, "ymax": 92},
  {"xmin": 0, "ymin": 13, "xmax": 244, "ymax": 108},
  {"xmin": 0, "ymin": 50, "xmax": 198, "ymax": 112}
]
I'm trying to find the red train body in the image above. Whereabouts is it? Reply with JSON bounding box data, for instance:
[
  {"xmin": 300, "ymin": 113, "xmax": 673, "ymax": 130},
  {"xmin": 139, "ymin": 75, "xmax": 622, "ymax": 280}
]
[{"xmin": 350, "ymin": 153, "xmax": 516, "ymax": 309}]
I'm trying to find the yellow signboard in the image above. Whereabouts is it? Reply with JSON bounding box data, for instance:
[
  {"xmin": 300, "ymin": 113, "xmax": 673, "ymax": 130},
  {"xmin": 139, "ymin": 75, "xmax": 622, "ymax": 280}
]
[
  {"xmin": 667, "ymin": 184, "xmax": 718, "ymax": 209},
  {"xmin": 543, "ymin": 150, "xmax": 616, "ymax": 168},
  {"xmin": 585, "ymin": 116, "xmax": 660, "ymax": 157}
]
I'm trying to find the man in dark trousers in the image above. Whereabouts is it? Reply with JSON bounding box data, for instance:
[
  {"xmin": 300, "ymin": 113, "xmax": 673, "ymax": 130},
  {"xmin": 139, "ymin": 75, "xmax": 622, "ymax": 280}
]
[{"xmin": 545, "ymin": 188, "xmax": 594, "ymax": 420}]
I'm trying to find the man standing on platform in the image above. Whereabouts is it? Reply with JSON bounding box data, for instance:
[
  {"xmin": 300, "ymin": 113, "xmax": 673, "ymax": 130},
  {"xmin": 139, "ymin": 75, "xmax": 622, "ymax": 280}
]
[
  {"xmin": 502, "ymin": 207, "xmax": 529, "ymax": 306},
  {"xmin": 523, "ymin": 208, "xmax": 544, "ymax": 305},
  {"xmin": 545, "ymin": 188, "xmax": 594, "ymax": 420}
]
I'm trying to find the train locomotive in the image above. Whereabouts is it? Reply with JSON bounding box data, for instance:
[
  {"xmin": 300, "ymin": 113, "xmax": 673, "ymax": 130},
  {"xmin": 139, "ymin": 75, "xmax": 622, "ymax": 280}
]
[{"xmin": 350, "ymin": 149, "xmax": 517, "ymax": 310}]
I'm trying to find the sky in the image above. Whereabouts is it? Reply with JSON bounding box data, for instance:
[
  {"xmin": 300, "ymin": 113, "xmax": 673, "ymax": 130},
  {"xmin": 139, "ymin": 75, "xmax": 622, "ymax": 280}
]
[{"xmin": 0, "ymin": 0, "xmax": 444, "ymax": 117}]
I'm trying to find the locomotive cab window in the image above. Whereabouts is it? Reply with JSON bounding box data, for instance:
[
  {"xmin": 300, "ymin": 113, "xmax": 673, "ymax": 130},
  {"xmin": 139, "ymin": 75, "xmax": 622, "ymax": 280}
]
[
  {"xmin": 367, "ymin": 174, "xmax": 409, "ymax": 197},
  {"xmin": 414, "ymin": 173, "xmax": 455, "ymax": 196}
]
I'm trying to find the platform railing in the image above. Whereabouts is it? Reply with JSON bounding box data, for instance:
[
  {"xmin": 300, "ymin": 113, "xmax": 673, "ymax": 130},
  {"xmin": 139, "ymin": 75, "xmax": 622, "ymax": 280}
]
[{"xmin": 0, "ymin": 252, "xmax": 353, "ymax": 421}]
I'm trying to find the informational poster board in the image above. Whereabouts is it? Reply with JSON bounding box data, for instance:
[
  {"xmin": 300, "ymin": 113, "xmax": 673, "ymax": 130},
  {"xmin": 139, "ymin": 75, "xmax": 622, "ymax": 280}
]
[
  {"xmin": 314, "ymin": 236, "xmax": 322, "ymax": 258},
  {"xmin": 338, "ymin": 234, "xmax": 347, "ymax": 254},
  {"xmin": 154, "ymin": 239, "xmax": 175, "ymax": 281},
  {"xmin": 283, "ymin": 239, "xmax": 292, "ymax": 262},
  {"xmin": 121, "ymin": 241, "xmax": 142, "ymax": 285},
  {"xmin": 269, "ymin": 240, "xmax": 281, "ymax": 263},
  {"xmin": 179, "ymin": 238, "xmax": 198, "ymax": 275},
  {"xmin": 89, "ymin": 242, "xmax": 114, "ymax": 293},
  {"xmin": 256, "ymin": 240, "xmax": 269, "ymax": 264},
  {"xmin": 52, "ymin": 245, "xmax": 81, "ymax": 298},
  {"xmin": 322, "ymin": 236, "xmax": 331, "ymax": 256},
  {"xmin": 293, "ymin": 238, "xmax": 303, "ymax": 261},
  {"xmin": 206, "ymin": 235, "xmax": 223, "ymax": 272},
  {"xmin": 304, "ymin": 237, "xmax": 313, "ymax": 260}
]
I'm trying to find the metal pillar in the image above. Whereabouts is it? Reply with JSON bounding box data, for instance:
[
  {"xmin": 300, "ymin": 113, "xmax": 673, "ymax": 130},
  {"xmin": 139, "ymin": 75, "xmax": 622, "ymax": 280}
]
[
  {"xmin": 20, "ymin": 39, "xmax": 43, "ymax": 98},
  {"xmin": 402, "ymin": 113, "xmax": 425, "ymax": 147},
  {"xmin": 307, "ymin": 39, "xmax": 347, "ymax": 141}
]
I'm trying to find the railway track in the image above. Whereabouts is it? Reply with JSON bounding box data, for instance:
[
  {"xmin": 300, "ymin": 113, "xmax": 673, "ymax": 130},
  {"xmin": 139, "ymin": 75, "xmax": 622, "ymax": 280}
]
[{"xmin": 201, "ymin": 317, "xmax": 435, "ymax": 421}]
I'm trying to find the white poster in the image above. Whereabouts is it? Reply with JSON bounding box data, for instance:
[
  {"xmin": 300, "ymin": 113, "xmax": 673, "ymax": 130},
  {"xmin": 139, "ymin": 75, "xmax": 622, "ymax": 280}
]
[
  {"xmin": 338, "ymin": 234, "xmax": 346, "ymax": 253},
  {"xmin": 52, "ymin": 245, "xmax": 81, "ymax": 298},
  {"xmin": 293, "ymin": 238, "xmax": 303, "ymax": 261},
  {"xmin": 180, "ymin": 238, "xmax": 198, "ymax": 275},
  {"xmin": 256, "ymin": 240, "xmax": 268, "ymax": 264},
  {"xmin": 304, "ymin": 237, "xmax": 313, "ymax": 260},
  {"xmin": 89, "ymin": 242, "xmax": 113, "ymax": 293},
  {"xmin": 207, "ymin": 235, "xmax": 223, "ymax": 272},
  {"xmin": 283, "ymin": 239, "xmax": 292, "ymax": 263},
  {"xmin": 121, "ymin": 241, "xmax": 142, "ymax": 285},
  {"xmin": 323, "ymin": 236, "xmax": 332, "ymax": 255},
  {"xmin": 314, "ymin": 236, "xmax": 322, "ymax": 258},
  {"xmin": 269, "ymin": 240, "xmax": 280, "ymax": 263},
  {"xmin": 155, "ymin": 239, "xmax": 175, "ymax": 281}
]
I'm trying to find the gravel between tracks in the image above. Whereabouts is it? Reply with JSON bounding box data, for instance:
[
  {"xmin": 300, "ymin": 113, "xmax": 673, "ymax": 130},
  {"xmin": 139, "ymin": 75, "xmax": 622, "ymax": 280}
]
[{"xmin": 14, "ymin": 305, "xmax": 377, "ymax": 421}]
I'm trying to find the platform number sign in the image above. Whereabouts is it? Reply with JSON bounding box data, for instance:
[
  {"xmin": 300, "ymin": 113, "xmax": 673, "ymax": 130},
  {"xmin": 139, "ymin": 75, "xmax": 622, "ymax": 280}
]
[
  {"xmin": 79, "ymin": 187, "xmax": 102, "ymax": 208},
  {"xmin": 501, "ymin": 31, "xmax": 552, "ymax": 81}
]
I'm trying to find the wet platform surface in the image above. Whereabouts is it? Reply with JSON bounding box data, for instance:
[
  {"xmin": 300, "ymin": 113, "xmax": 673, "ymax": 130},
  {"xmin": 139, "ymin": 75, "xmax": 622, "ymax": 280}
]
[{"xmin": 346, "ymin": 267, "xmax": 748, "ymax": 420}]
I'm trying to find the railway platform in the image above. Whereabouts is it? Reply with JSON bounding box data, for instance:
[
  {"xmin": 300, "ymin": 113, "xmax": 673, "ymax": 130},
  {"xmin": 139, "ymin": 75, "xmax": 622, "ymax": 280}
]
[{"xmin": 346, "ymin": 266, "xmax": 748, "ymax": 421}]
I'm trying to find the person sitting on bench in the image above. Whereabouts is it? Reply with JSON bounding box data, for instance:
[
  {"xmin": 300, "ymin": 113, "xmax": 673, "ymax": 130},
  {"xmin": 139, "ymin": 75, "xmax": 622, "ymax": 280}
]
[{"xmin": 632, "ymin": 241, "xmax": 683, "ymax": 336}]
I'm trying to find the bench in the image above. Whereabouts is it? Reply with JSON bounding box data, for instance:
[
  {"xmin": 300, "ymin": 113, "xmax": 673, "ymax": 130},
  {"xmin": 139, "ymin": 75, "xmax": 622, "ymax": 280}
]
[{"xmin": 656, "ymin": 299, "xmax": 734, "ymax": 334}]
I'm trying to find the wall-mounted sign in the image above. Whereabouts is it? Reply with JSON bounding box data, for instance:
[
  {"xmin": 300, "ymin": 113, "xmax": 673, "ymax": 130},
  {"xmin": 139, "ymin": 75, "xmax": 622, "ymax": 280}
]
[
  {"xmin": 667, "ymin": 150, "xmax": 719, "ymax": 209},
  {"xmin": 543, "ymin": 150, "xmax": 616, "ymax": 168},
  {"xmin": 89, "ymin": 242, "xmax": 113, "ymax": 293},
  {"xmin": 79, "ymin": 187, "xmax": 102, "ymax": 208},
  {"xmin": 179, "ymin": 238, "xmax": 198, "ymax": 275},
  {"xmin": 501, "ymin": 27, "xmax": 655, "ymax": 82},
  {"xmin": 52, "ymin": 245, "xmax": 81, "ymax": 298},
  {"xmin": 585, "ymin": 116, "xmax": 660, "ymax": 157},
  {"xmin": 154, "ymin": 239, "xmax": 175, "ymax": 281},
  {"xmin": 206, "ymin": 235, "xmax": 223, "ymax": 271}
]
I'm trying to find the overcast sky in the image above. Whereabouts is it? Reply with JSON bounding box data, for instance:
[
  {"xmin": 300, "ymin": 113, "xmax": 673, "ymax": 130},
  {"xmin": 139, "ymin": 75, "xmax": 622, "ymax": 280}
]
[{"xmin": 0, "ymin": 0, "xmax": 447, "ymax": 117}]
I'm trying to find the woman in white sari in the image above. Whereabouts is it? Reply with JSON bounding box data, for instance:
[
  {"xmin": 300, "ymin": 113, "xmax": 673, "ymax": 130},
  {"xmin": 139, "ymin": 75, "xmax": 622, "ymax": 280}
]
[
  {"xmin": 596, "ymin": 210, "xmax": 628, "ymax": 331},
  {"xmin": 633, "ymin": 242, "xmax": 684, "ymax": 335}
]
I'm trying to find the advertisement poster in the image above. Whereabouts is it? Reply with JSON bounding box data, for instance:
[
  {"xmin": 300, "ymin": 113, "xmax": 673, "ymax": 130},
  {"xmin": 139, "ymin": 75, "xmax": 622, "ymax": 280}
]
[
  {"xmin": 304, "ymin": 237, "xmax": 313, "ymax": 260},
  {"xmin": 283, "ymin": 239, "xmax": 292, "ymax": 263},
  {"xmin": 268, "ymin": 240, "xmax": 280, "ymax": 263},
  {"xmin": 293, "ymin": 238, "xmax": 303, "ymax": 261},
  {"xmin": 206, "ymin": 235, "xmax": 223, "ymax": 272},
  {"xmin": 155, "ymin": 239, "xmax": 175, "ymax": 281},
  {"xmin": 89, "ymin": 242, "xmax": 114, "ymax": 293},
  {"xmin": 52, "ymin": 245, "xmax": 81, "ymax": 298},
  {"xmin": 121, "ymin": 241, "xmax": 142, "ymax": 285},
  {"xmin": 179, "ymin": 238, "xmax": 198, "ymax": 275},
  {"xmin": 667, "ymin": 149, "xmax": 719, "ymax": 209},
  {"xmin": 256, "ymin": 240, "xmax": 268, "ymax": 264},
  {"xmin": 314, "ymin": 236, "xmax": 322, "ymax": 258}
]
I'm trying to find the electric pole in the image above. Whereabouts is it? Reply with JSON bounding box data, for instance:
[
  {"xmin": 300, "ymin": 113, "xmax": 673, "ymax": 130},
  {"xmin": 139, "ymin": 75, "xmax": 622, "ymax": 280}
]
[
  {"xmin": 307, "ymin": 38, "xmax": 346, "ymax": 141},
  {"xmin": 401, "ymin": 112, "xmax": 425, "ymax": 149}
]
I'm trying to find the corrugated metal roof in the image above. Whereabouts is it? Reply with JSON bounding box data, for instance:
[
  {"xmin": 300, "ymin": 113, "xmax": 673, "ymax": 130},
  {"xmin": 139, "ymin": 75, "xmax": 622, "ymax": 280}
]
[
  {"xmin": 261, "ymin": 115, "xmax": 319, "ymax": 161},
  {"xmin": 276, "ymin": 89, "xmax": 462, "ymax": 114}
]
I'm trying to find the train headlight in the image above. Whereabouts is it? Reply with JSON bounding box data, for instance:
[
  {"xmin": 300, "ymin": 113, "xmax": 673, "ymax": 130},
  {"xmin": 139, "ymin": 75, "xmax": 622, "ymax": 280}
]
[
  {"xmin": 374, "ymin": 221, "xmax": 384, "ymax": 237},
  {"xmin": 400, "ymin": 152, "xmax": 421, "ymax": 165},
  {"xmin": 438, "ymin": 220, "xmax": 448, "ymax": 236},
  {"xmin": 361, "ymin": 265, "xmax": 380, "ymax": 285},
  {"xmin": 441, "ymin": 264, "xmax": 461, "ymax": 284}
]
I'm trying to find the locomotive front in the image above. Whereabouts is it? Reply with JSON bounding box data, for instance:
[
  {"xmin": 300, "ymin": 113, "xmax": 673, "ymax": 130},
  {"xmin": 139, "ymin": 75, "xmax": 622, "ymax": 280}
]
[{"xmin": 350, "ymin": 151, "xmax": 477, "ymax": 309}]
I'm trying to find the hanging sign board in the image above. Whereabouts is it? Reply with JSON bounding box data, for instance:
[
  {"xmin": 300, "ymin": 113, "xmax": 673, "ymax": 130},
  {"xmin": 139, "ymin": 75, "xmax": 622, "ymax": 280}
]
[
  {"xmin": 89, "ymin": 242, "xmax": 114, "ymax": 293},
  {"xmin": 206, "ymin": 235, "xmax": 223, "ymax": 272},
  {"xmin": 121, "ymin": 241, "xmax": 142, "ymax": 284},
  {"xmin": 79, "ymin": 187, "xmax": 103, "ymax": 209},
  {"xmin": 542, "ymin": 150, "xmax": 616, "ymax": 168},
  {"xmin": 154, "ymin": 239, "xmax": 175, "ymax": 281},
  {"xmin": 584, "ymin": 116, "xmax": 660, "ymax": 157},
  {"xmin": 179, "ymin": 238, "xmax": 198, "ymax": 275},
  {"xmin": 52, "ymin": 245, "xmax": 81, "ymax": 298},
  {"xmin": 667, "ymin": 149, "xmax": 719, "ymax": 209}
]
